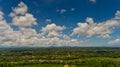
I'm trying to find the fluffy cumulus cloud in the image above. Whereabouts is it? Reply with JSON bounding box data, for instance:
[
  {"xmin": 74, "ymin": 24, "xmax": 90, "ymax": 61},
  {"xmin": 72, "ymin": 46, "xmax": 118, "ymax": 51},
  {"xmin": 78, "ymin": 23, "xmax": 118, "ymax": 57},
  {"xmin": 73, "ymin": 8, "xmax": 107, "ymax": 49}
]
[
  {"xmin": 0, "ymin": 11, "xmax": 17, "ymax": 46},
  {"xmin": 10, "ymin": 2, "xmax": 37, "ymax": 27},
  {"xmin": 13, "ymin": 2, "xmax": 28, "ymax": 15},
  {"xmin": 12, "ymin": 13, "xmax": 37, "ymax": 27},
  {"xmin": 108, "ymin": 38, "xmax": 120, "ymax": 44},
  {"xmin": 39, "ymin": 23, "xmax": 80, "ymax": 46},
  {"xmin": 86, "ymin": 17, "xmax": 94, "ymax": 24},
  {"xmin": 0, "ymin": 11, "xmax": 80, "ymax": 46},
  {"xmin": 29, "ymin": 37, "xmax": 80, "ymax": 46},
  {"xmin": 1, "ymin": 1, "xmax": 120, "ymax": 46},
  {"xmin": 72, "ymin": 17, "xmax": 119, "ymax": 38},
  {"xmin": 115, "ymin": 10, "xmax": 120, "ymax": 20},
  {"xmin": 0, "ymin": 2, "xmax": 81, "ymax": 46},
  {"xmin": 41, "ymin": 23, "xmax": 65, "ymax": 37}
]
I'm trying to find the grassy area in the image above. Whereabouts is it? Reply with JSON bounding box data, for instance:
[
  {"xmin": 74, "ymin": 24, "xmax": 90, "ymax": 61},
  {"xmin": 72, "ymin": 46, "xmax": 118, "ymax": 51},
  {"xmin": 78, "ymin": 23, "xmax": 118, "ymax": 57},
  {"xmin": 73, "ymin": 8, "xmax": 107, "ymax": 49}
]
[
  {"xmin": 1, "ymin": 57, "xmax": 119, "ymax": 67},
  {"xmin": 68, "ymin": 57, "xmax": 120, "ymax": 67},
  {"xmin": 16, "ymin": 64, "xmax": 63, "ymax": 67}
]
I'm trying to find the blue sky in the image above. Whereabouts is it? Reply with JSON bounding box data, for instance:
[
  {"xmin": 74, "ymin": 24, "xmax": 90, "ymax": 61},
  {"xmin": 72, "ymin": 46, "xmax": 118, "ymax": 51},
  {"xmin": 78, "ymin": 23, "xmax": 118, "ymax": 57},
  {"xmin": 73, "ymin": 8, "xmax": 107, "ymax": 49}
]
[{"xmin": 0, "ymin": 0, "xmax": 120, "ymax": 47}]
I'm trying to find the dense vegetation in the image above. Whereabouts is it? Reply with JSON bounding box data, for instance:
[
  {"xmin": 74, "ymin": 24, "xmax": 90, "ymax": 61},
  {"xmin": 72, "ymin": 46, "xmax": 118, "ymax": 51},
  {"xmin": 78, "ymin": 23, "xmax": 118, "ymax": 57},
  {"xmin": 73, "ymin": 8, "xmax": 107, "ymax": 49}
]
[{"xmin": 0, "ymin": 47, "xmax": 120, "ymax": 67}]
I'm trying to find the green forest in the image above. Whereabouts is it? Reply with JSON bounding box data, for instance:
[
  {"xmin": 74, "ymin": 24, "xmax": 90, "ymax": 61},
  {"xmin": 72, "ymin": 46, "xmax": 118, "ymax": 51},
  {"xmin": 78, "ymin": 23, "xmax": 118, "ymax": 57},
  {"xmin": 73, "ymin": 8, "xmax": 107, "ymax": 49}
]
[{"xmin": 0, "ymin": 47, "xmax": 120, "ymax": 67}]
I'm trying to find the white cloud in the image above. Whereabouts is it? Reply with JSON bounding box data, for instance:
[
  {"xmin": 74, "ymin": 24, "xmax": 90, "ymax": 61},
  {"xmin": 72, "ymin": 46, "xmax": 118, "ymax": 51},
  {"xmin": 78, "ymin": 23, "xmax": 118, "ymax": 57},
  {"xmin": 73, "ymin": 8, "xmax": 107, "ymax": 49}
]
[
  {"xmin": 12, "ymin": 2, "xmax": 28, "ymax": 15},
  {"xmin": 36, "ymin": 37, "xmax": 80, "ymax": 46},
  {"xmin": 20, "ymin": 27, "xmax": 38, "ymax": 38},
  {"xmin": 98, "ymin": 34, "xmax": 110, "ymax": 39},
  {"xmin": 0, "ymin": 2, "xmax": 81, "ymax": 47},
  {"xmin": 90, "ymin": 0, "xmax": 96, "ymax": 3},
  {"xmin": 1, "ymin": 1, "xmax": 120, "ymax": 47},
  {"xmin": 86, "ymin": 17, "xmax": 94, "ymax": 24},
  {"xmin": 39, "ymin": 23, "xmax": 81, "ymax": 46},
  {"xmin": 108, "ymin": 38, "xmax": 120, "ymax": 44},
  {"xmin": 41, "ymin": 23, "xmax": 66, "ymax": 37},
  {"xmin": 0, "ymin": 11, "xmax": 18, "ymax": 46},
  {"xmin": 115, "ymin": 10, "xmax": 120, "ymax": 20},
  {"xmin": 10, "ymin": 2, "xmax": 37, "ymax": 27},
  {"xmin": 0, "ymin": 10, "xmax": 81, "ymax": 46},
  {"xmin": 72, "ymin": 17, "xmax": 119, "ymax": 38},
  {"xmin": 41, "ymin": 23, "xmax": 65, "ymax": 32},
  {"xmin": 12, "ymin": 13, "xmax": 37, "ymax": 27}
]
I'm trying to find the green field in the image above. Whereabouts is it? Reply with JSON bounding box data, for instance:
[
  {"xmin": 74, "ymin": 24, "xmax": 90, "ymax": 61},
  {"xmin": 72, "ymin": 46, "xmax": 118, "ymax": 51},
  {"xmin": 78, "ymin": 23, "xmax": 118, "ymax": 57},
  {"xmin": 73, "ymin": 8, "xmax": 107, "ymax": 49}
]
[{"xmin": 0, "ymin": 47, "xmax": 120, "ymax": 67}]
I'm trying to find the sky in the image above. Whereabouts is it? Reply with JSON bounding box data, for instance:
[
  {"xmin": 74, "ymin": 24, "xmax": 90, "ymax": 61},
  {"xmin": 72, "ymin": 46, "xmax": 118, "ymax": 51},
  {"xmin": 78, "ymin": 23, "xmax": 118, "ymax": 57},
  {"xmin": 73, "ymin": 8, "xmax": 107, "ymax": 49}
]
[{"xmin": 0, "ymin": 0, "xmax": 120, "ymax": 47}]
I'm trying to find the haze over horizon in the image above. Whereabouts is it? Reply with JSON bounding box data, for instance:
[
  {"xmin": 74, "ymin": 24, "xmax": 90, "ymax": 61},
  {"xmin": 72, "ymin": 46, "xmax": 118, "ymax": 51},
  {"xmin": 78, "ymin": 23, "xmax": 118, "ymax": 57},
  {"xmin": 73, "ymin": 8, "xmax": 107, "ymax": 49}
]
[{"xmin": 0, "ymin": 0, "xmax": 120, "ymax": 47}]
